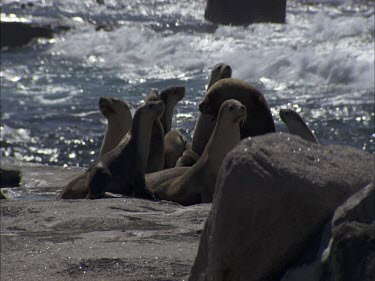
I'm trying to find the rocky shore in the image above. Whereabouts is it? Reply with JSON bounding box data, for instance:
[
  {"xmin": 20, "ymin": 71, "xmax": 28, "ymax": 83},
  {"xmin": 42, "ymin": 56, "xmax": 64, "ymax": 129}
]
[{"xmin": 1, "ymin": 133, "xmax": 374, "ymax": 280}]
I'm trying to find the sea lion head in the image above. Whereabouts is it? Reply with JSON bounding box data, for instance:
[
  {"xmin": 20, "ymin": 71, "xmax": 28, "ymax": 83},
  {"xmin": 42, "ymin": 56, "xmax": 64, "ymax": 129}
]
[
  {"xmin": 207, "ymin": 63, "xmax": 232, "ymax": 89},
  {"xmin": 160, "ymin": 86, "xmax": 185, "ymax": 104},
  {"xmin": 136, "ymin": 100, "xmax": 165, "ymax": 123},
  {"xmin": 99, "ymin": 97, "xmax": 131, "ymax": 120},
  {"xmin": 87, "ymin": 162, "xmax": 112, "ymax": 200},
  {"xmin": 218, "ymin": 99, "xmax": 247, "ymax": 126}
]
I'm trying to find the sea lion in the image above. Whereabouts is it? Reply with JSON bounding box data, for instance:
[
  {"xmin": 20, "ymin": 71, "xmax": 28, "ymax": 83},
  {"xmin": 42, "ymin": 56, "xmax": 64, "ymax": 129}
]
[
  {"xmin": 145, "ymin": 166, "xmax": 190, "ymax": 190},
  {"xmin": 175, "ymin": 148, "xmax": 200, "ymax": 167},
  {"xmin": 279, "ymin": 108, "xmax": 318, "ymax": 144},
  {"xmin": 193, "ymin": 78, "xmax": 275, "ymax": 156},
  {"xmin": 149, "ymin": 99, "xmax": 246, "ymax": 205},
  {"xmin": 176, "ymin": 63, "xmax": 232, "ymax": 167},
  {"xmin": 148, "ymin": 86, "xmax": 187, "ymax": 169},
  {"xmin": 164, "ymin": 130, "xmax": 187, "ymax": 168},
  {"xmin": 86, "ymin": 100, "xmax": 165, "ymax": 199},
  {"xmin": 159, "ymin": 86, "xmax": 185, "ymax": 134},
  {"xmin": 206, "ymin": 63, "xmax": 232, "ymax": 90},
  {"xmin": 57, "ymin": 100, "xmax": 165, "ymax": 200},
  {"xmin": 99, "ymin": 96, "xmax": 132, "ymax": 156},
  {"xmin": 145, "ymin": 90, "xmax": 165, "ymax": 173}
]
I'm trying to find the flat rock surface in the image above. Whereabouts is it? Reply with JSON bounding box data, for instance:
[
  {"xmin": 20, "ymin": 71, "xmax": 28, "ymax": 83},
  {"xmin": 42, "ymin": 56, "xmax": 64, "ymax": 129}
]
[{"xmin": 0, "ymin": 158, "xmax": 211, "ymax": 281}]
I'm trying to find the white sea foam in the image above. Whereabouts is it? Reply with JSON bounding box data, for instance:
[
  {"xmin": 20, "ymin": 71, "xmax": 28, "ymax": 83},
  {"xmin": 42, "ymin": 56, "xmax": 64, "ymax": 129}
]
[{"xmin": 50, "ymin": 6, "xmax": 373, "ymax": 91}]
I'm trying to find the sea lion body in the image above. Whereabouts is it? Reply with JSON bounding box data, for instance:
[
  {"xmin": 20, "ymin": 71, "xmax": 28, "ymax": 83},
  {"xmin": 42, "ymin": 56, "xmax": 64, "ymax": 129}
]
[
  {"xmin": 178, "ymin": 63, "xmax": 231, "ymax": 166},
  {"xmin": 193, "ymin": 78, "xmax": 275, "ymax": 156},
  {"xmin": 175, "ymin": 148, "xmax": 200, "ymax": 167},
  {"xmin": 164, "ymin": 130, "xmax": 187, "ymax": 168},
  {"xmin": 159, "ymin": 86, "xmax": 185, "ymax": 134},
  {"xmin": 279, "ymin": 109, "xmax": 318, "ymax": 144},
  {"xmin": 145, "ymin": 166, "xmax": 190, "ymax": 190},
  {"xmin": 99, "ymin": 97, "xmax": 132, "ymax": 156},
  {"xmin": 145, "ymin": 90, "xmax": 165, "ymax": 173},
  {"xmin": 150, "ymin": 99, "xmax": 246, "ymax": 205}
]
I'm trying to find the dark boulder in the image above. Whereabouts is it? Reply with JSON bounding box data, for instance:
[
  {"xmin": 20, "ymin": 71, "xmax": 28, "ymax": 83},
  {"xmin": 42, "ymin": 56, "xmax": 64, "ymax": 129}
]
[
  {"xmin": 189, "ymin": 133, "xmax": 373, "ymax": 281},
  {"xmin": 1, "ymin": 20, "xmax": 70, "ymax": 49},
  {"xmin": 204, "ymin": 0, "xmax": 287, "ymax": 26}
]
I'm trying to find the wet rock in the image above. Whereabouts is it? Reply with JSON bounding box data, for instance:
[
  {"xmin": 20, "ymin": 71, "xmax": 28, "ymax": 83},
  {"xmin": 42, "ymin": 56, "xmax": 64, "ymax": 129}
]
[
  {"xmin": 1, "ymin": 20, "xmax": 70, "ymax": 49},
  {"xmin": 189, "ymin": 133, "xmax": 373, "ymax": 281},
  {"xmin": 0, "ymin": 168, "xmax": 21, "ymax": 187},
  {"xmin": 204, "ymin": 0, "xmax": 287, "ymax": 25},
  {"xmin": 0, "ymin": 189, "xmax": 7, "ymax": 199},
  {"xmin": 281, "ymin": 182, "xmax": 375, "ymax": 281},
  {"xmin": 332, "ymin": 181, "xmax": 374, "ymax": 227},
  {"xmin": 1, "ymin": 197, "xmax": 211, "ymax": 280},
  {"xmin": 322, "ymin": 222, "xmax": 375, "ymax": 281}
]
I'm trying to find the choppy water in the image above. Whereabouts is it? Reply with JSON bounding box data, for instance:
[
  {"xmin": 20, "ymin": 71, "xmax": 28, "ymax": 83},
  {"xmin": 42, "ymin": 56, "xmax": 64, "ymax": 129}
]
[{"xmin": 1, "ymin": 0, "xmax": 374, "ymax": 168}]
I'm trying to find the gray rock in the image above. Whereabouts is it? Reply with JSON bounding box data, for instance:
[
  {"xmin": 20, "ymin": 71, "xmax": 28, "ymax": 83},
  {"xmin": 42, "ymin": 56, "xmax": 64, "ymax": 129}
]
[
  {"xmin": 332, "ymin": 182, "xmax": 374, "ymax": 227},
  {"xmin": 1, "ymin": 20, "xmax": 70, "ymax": 49},
  {"xmin": 322, "ymin": 222, "xmax": 375, "ymax": 281},
  {"xmin": 204, "ymin": 0, "xmax": 287, "ymax": 25},
  {"xmin": 189, "ymin": 133, "xmax": 373, "ymax": 281},
  {"xmin": 282, "ymin": 182, "xmax": 374, "ymax": 281}
]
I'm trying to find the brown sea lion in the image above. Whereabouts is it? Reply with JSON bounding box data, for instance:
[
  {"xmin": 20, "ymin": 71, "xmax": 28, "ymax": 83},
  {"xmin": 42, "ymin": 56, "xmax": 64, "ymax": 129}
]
[
  {"xmin": 99, "ymin": 97, "xmax": 132, "ymax": 156},
  {"xmin": 145, "ymin": 166, "xmax": 190, "ymax": 190},
  {"xmin": 177, "ymin": 63, "xmax": 232, "ymax": 167},
  {"xmin": 145, "ymin": 90, "xmax": 165, "ymax": 173},
  {"xmin": 149, "ymin": 99, "xmax": 246, "ymax": 205},
  {"xmin": 206, "ymin": 63, "xmax": 232, "ymax": 90},
  {"xmin": 164, "ymin": 130, "xmax": 187, "ymax": 169},
  {"xmin": 175, "ymin": 148, "xmax": 200, "ymax": 167},
  {"xmin": 148, "ymin": 86, "xmax": 186, "ymax": 169},
  {"xmin": 193, "ymin": 78, "xmax": 275, "ymax": 156},
  {"xmin": 57, "ymin": 100, "xmax": 165, "ymax": 200},
  {"xmin": 159, "ymin": 86, "xmax": 185, "ymax": 134},
  {"xmin": 279, "ymin": 108, "xmax": 318, "ymax": 144}
]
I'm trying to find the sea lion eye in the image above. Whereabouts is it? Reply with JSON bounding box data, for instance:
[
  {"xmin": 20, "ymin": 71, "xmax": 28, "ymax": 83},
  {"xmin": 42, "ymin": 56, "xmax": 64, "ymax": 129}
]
[
  {"xmin": 228, "ymin": 105, "xmax": 234, "ymax": 111},
  {"xmin": 148, "ymin": 103, "xmax": 154, "ymax": 109}
]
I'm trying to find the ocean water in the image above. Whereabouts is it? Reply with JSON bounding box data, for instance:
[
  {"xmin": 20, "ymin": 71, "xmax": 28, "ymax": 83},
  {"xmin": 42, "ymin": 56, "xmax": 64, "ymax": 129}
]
[{"xmin": 1, "ymin": 0, "xmax": 374, "ymax": 169}]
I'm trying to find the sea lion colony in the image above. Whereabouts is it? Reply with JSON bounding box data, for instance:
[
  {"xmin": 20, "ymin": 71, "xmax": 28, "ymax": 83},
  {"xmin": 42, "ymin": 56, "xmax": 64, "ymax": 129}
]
[{"xmin": 57, "ymin": 63, "xmax": 317, "ymax": 205}]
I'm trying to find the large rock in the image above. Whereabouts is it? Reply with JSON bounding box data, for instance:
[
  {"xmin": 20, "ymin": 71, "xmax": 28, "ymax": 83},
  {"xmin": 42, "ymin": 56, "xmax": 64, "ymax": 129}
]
[
  {"xmin": 319, "ymin": 182, "xmax": 375, "ymax": 281},
  {"xmin": 189, "ymin": 133, "xmax": 373, "ymax": 281},
  {"xmin": 1, "ymin": 20, "xmax": 70, "ymax": 49},
  {"xmin": 332, "ymin": 181, "xmax": 374, "ymax": 227},
  {"xmin": 322, "ymin": 222, "xmax": 375, "ymax": 281},
  {"xmin": 204, "ymin": 0, "xmax": 287, "ymax": 26},
  {"xmin": 281, "ymin": 182, "xmax": 375, "ymax": 281}
]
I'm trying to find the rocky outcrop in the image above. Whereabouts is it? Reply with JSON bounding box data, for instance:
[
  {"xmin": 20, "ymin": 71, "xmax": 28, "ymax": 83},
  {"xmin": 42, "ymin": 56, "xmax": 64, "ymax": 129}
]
[
  {"xmin": 1, "ymin": 20, "xmax": 70, "ymax": 49},
  {"xmin": 281, "ymin": 182, "xmax": 375, "ymax": 281},
  {"xmin": 319, "ymin": 182, "xmax": 375, "ymax": 281},
  {"xmin": 204, "ymin": 0, "xmax": 287, "ymax": 26},
  {"xmin": 189, "ymin": 133, "xmax": 373, "ymax": 281},
  {"xmin": 0, "ymin": 168, "xmax": 21, "ymax": 187}
]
